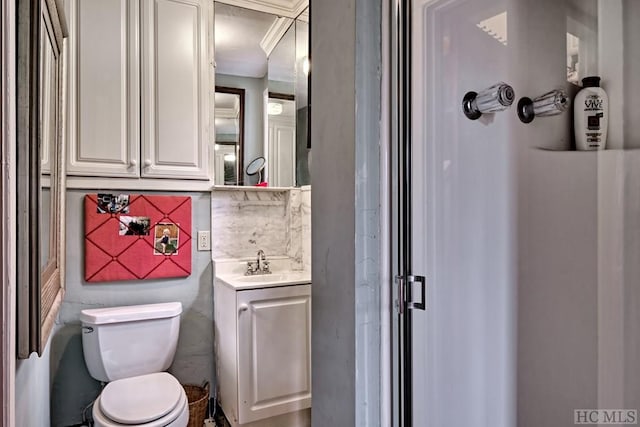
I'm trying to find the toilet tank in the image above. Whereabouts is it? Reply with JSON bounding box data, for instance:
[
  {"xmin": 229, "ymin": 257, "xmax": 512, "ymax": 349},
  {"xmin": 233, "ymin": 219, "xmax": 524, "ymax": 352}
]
[{"xmin": 80, "ymin": 302, "xmax": 182, "ymax": 382}]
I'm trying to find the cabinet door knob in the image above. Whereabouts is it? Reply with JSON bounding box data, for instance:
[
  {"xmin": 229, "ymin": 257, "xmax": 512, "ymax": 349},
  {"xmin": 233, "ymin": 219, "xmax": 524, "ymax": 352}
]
[
  {"xmin": 144, "ymin": 159, "xmax": 152, "ymax": 167},
  {"xmin": 129, "ymin": 159, "xmax": 137, "ymax": 167},
  {"xmin": 238, "ymin": 304, "xmax": 249, "ymax": 313}
]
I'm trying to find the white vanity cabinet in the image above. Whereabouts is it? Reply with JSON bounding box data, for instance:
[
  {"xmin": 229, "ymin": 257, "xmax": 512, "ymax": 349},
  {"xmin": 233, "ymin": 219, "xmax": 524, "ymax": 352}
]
[
  {"xmin": 215, "ymin": 281, "xmax": 311, "ymax": 427},
  {"xmin": 65, "ymin": 0, "xmax": 211, "ymax": 181}
]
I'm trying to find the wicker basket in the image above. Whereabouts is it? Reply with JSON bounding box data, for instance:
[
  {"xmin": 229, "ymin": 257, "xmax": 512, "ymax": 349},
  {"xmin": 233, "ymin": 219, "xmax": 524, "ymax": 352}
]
[{"xmin": 183, "ymin": 382, "xmax": 210, "ymax": 427}]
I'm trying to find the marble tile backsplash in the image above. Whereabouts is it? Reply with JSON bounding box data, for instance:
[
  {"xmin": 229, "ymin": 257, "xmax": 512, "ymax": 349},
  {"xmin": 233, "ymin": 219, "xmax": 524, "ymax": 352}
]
[
  {"xmin": 212, "ymin": 187, "xmax": 311, "ymax": 272},
  {"xmin": 301, "ymin": 186, "xmax": 311, "ymax": 272}
]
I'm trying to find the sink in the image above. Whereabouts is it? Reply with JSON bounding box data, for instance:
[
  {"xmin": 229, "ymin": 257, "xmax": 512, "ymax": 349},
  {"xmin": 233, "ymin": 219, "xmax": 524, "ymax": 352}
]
[
  {"xmin": 235, "ymin": 273, "xmax": 309, "ymax": 283},
  {"xmin": 216, "ymin": 271, "xmax": 311, "ymax": 289}
]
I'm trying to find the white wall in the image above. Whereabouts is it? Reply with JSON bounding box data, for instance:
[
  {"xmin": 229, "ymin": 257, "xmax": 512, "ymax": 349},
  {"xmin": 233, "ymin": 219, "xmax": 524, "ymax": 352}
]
[
  {"xmin": 514, "ymin": 2, "xmax": 600, "ymax": 426},
  {"xmin": 623, "ymin": 152, "xmax": 640, "ymax": 411},
  {"xmin": 50, "ymin": 189, "xmax": 213, "ymax": 427},
  {"xmin": 623, "ymin": 1, "xmax": 640, "ymax": 148},
  {"xmin": 518, "ymin": 2, "xmax": 640, "ymax": 424}
]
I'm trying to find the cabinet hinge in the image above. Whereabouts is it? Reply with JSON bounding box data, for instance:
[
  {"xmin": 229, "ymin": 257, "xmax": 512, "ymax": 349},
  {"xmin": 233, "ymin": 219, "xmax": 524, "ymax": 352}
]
[{"xmin": 394, "ymin": 275, "xmax": 426, "ymax": 314}]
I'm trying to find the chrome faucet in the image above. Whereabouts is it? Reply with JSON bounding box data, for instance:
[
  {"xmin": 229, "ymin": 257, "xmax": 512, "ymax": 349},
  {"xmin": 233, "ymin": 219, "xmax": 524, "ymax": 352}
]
[
  {"xmin": 257, "ymin": 250, "xmax": 271, "ymax": 274},
  {"xmin": 257, "ymin": 249, "xmax": 266, "ymax": 272},
  {"xmin": 245, "ymin": 250, "xmax": 271, "ymax": 275}
]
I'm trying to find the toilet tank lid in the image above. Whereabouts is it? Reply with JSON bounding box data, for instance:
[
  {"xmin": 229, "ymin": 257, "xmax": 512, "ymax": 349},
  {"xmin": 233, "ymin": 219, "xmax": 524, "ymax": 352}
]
[{"xmin": 80, "ymin": 302, "xmax": 182, "ymax": 325}]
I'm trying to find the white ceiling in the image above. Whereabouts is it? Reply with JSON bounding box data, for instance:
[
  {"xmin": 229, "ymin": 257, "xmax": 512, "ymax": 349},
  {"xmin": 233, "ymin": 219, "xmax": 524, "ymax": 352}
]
[
  {"xmin": 214, "ymin": 1, "xmax": 308, "ymax": 81},
  {"xmin": 215, "ymin": 0, "xmax": 308, "ymax": 19},
  {"xmin": 215, "ymin": 3, "xmax": 276, "ymax": 78},
  {"xmin": 267, "ymin": 23, "xmax": 296, "ymax": 83}
]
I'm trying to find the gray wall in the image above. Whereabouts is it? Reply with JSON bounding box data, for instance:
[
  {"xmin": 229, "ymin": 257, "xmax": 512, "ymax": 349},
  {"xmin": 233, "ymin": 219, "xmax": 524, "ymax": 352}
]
[
  {"xmin": 15, "ymin": 192, "xmax": 54, "ymax": 426},
  {"xmin": 311, "ymin": 0, "xmax": 381, "ymax": 426},
  {"xmin": 354, "ymin": 0, "xmax": 382, "ymax": 424},
  {"xmin": 50, "ymin": 189, "xmax": 213, "ymax": 427},
  {"xmin": 216, "ymin": 73, "xmax": 267, "ymax": 184},
  {"xmin": 311, "ymin": 0, "xmax": 355, "ymax": 419},
  {"xmin": 15, "ymin": 326, "xmax": 58, "ymax": 427}
]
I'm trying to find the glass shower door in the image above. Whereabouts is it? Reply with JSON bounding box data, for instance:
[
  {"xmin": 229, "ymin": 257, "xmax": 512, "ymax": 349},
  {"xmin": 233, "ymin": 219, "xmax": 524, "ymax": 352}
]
[{"xmin": 394, "ymin": 0, "xmax": 640, "ymax": 426}]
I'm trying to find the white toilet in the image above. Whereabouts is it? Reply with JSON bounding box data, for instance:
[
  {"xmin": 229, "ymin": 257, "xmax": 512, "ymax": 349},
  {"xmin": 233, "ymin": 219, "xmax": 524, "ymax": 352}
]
[{"xmin": 80, "ymin": 302, "xmax": 190, "ymax": 427}]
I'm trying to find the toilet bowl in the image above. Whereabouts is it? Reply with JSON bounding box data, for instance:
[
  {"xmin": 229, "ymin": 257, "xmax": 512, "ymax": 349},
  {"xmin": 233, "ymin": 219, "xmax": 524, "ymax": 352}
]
[
  {"xmin": 80, "ymin": 303, "xmax": 190, "ymax": 427},
  {"xmin": 92, "ymin": 372, "xmax": 189, "ymax": 427}
]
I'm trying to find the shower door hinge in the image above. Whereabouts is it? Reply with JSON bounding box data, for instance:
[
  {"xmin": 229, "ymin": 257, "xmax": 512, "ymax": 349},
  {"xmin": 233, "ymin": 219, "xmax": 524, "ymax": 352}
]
[{"xmin": 395, "ymin": 275, "xmax": 426, "ymax": 314}]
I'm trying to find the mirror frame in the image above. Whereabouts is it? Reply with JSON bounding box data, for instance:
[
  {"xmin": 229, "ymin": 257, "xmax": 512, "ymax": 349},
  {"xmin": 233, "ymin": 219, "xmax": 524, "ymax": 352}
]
[
  {"xmin": 215, "ymin": 85, "xmax": 245, "ymax": 185},
  {"xmin": 16, "ymin": 0, "xmax": 67, "ymax": 357}
]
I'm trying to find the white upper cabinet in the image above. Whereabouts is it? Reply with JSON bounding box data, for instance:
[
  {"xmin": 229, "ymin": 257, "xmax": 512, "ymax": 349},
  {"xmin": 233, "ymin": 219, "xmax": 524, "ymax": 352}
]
[
  {"xmin": 141, "ymin": 0, "xmax": 210, "ymax": 179},
  {"xmin": 66, "ymin": 0, "xmax": 212, "ymax": 182},
  {"xmin": 66, "ymin": 0, "xmax": 140, "ymax": 178}
]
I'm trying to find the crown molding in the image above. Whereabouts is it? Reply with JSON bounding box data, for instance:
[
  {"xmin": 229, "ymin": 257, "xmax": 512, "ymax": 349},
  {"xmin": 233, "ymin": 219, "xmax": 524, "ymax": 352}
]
[
  {"xmin": 291, "ymin": 0, "xmax": 308, "ymax": 19},
  {"xmin": 260, "ymin": 16, "xmax": 294, "ymax": 56},
  {"xmin": 296, "ymin": 7, "xmax": 309, "ymax": 22},
  {"xmin": 215, "ymin": 0, "xmax": 308, "ymax": 19}
]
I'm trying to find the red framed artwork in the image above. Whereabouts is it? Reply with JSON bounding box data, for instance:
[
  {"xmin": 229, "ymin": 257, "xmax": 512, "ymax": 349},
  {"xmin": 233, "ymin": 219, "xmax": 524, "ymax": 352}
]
[{"xmin": 84, "ymin": 194, "xmax": 192, "ymax": 282}]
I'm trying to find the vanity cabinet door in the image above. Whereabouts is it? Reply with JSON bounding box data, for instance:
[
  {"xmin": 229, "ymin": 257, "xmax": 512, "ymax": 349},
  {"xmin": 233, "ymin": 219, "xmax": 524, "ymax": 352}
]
[
  {"xmin": 140, "ymin": 0, "xmax": 211, "ymax": 180},
  {"xmin": 66, "ymin": 0, "xmax": 141, "ymax": 178},
  {"xmin": 236, "ymin": 284, "xmax": 312, "ymax": 424}
]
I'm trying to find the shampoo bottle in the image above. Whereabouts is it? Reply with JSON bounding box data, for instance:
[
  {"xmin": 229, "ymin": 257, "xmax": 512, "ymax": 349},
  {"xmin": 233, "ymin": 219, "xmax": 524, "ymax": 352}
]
[{"xmin": 574, "ymin": 76, "xmax": 608, "ymax": 150}]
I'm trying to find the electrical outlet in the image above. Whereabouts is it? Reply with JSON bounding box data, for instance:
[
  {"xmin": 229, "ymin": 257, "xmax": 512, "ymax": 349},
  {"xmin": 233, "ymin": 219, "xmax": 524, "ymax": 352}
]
[{"xmin": 197, "ymin": 230, "xmax": 211, "ymax": 251}]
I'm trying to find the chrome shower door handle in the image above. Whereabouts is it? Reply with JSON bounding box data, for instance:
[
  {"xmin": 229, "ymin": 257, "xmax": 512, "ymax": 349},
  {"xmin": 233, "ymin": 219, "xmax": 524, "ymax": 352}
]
[
  {"xmin": 395, "ymin": 275, "xmax": 427, "ymax": 312},
  {"xmin": 406, "ymin": 275, "xmax": 426, "ymax": 310}
]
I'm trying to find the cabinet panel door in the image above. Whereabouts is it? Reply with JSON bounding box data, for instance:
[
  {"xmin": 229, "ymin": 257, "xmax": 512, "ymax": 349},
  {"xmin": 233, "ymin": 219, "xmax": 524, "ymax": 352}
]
[
  {"xmin": 66, "ymin": 0, "xmax": 140, "ymax": 177},
  {"xmin": 141, "ymin": 0, "xmax": 210, "ymax": 180},
  {"xmin": 237, "ymin": 284, "xmax": 312, "ymax": 424}
]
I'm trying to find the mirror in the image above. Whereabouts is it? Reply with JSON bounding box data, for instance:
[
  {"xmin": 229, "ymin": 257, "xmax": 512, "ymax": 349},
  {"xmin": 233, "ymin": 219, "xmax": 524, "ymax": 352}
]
[
  {"xmin": 267, "ymin": 22, "xmax": 297, "ymax": 187},
  {"xmin": 213, "ymin": 2, "xmax": 309, "ymax": 187},
  {"xmin": 214, "ymin": 86, "xmax": 245, "ymax": 185},
  {"xmin": 246, "ymin": 156, "xmax": 266, "ymax": 185},
  {"xmin": 16, "ymin": 0, "xmax": 67, "ymax": 357},
  {"xmin": 294, "ymin": 13, "xmax": 310, "ymax": 185},
  {"xmin": 566, "ymin": 0, "xmax": 598, "ymax": 84}
]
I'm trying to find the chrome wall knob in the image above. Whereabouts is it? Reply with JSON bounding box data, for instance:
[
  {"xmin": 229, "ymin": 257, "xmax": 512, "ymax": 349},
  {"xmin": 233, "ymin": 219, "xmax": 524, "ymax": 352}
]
[
  {"xmin": 463, "ymin": 82, "xmax": 515, "ymax": 120},
  {"xmin": 517, "ymin": 89, "xmax": 570, "ymax": 123}
]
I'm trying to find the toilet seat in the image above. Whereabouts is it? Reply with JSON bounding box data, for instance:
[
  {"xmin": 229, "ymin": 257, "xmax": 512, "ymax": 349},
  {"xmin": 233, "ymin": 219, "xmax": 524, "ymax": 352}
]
[{"xmin": 93, "ymin": 373, "xmax": 189, "ymax": 427}]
